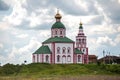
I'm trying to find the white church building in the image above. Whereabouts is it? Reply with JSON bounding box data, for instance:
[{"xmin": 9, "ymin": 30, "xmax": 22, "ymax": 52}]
[{"xmin": 32, "ymin": 11, "xmax": 89, "ymax": 64}]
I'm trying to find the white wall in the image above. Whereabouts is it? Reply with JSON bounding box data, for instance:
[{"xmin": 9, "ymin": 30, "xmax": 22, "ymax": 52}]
[
  {"xmin": 76, "ymin": 54, "xmax": 83, "ymax": 64},
  {"xmin": 33, "ymin": 54, "xmax": 51, "ymax": 63},
  {"xmin": 55, "ymin": 43, "xmax": 74, "ymax": 64},
  {"xmin": 43, "ymin": 54, "xmax": 51, "ymax": 63}
]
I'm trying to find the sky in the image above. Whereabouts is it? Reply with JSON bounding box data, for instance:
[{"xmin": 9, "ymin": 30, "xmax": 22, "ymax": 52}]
[{"xmin": 0, "ymin": 0, "xmax": 120, "ymax": 65}]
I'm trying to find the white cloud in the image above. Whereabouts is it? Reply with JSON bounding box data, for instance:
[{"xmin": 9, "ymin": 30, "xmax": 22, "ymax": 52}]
[
  {"xmin": 17, "ymin": 34, "xmax": 28, "ymax": 38},
  {"xmin": 27, "ymin": 9, "xmax": 52, "ymax": 28},
  {"xmin": 90, "ymin": 24, "xmax": 117, "ymax": 35},
  {"xmin": 0, "ymin": 43, "xmax": 3, "ymax": 48},
  {"xmin": 115, "ymin": 34, "xmax": 120, "ymax": 44},
  {"xmin": 96, "ymin": 36, "xmax": 115, "ymax": 46},
  {"xmin": 5, "ymin": 37, "xmax": 41, "ymax": 64},
  {"xmin": 0, "ymin": 21, "xmax": 10, "ymax": 30},
  {"xmin": 18, "ymin": 37, "xmax": 41, "ymax": 54},
  {"xmin": 3, "ymin": 0, "xmax": 27, "ymax": 26}
]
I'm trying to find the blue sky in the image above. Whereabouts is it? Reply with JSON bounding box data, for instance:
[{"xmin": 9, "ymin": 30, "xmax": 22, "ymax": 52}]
[{"xmin": 0, "ymin": 0, "xmax": 120, "ymax": 65}]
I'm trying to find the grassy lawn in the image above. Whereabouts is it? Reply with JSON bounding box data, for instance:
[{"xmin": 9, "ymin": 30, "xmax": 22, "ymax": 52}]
[{"xmin": 0, "ymin": 63, "xmax": 120, "ymax": 80}]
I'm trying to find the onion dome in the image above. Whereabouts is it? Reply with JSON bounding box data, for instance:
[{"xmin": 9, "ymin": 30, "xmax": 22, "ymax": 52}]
[
  {"xmin": 79, "ymin": 22, "xmax": 83, "ymax": 29},
  {"xmin": 52, "ymin": 10, "xmax": 65, "ymax": 29},
  {"xmin": 52, "ymin": 22, "xmax": 65, "ymax": 29},
  {"xmin": 55, "ymin": 10, "xmax": 62, "ymax": 19}
]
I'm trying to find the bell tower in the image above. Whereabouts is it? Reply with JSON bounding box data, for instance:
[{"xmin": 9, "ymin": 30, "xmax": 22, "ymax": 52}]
[{"xmin": 76, "ymin": 22, "xmax": 88, "ymax": 64}]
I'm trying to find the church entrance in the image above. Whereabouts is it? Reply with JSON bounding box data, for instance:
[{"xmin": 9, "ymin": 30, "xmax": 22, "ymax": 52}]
[{"xmin": 62, "ymin": 55, "xmax": 66, "ymax": 64}]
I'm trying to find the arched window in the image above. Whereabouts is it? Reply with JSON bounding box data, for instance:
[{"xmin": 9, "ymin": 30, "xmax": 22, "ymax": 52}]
[
  {"xmin": 60, "ymin": 30, "xmax": 62, "ymax": 35},
  {"xmin": 33, "ymin": 55, "xmax": 35, "ymax": 62},
  {"xmin": 57, "ymin": 47, "xmax": 60, "ymax": 54},
  {"xmin": 67, "ymin": 55, "xmax": 71, "ymax": 62},
  {"xmin": 62, "ymin": 47, "xmax": 66, "ymax": 53},
  {"xmin": 78, "ymin": 55, "xmax": 81, "ymax": 62},
  {"xmin": 79, "ymin": 39, "xmax": 81, "ymax": 44},
  {"xmin": 55, "ymin": 30, "xmax": 57, "ymax": 35},
  {"xmin": 82, "ymin": 39, "xmax": 84, "ymax": 43},
  {"xmin": 67, "ymin": 47, "xmax": 71, "ymax": 54},
  {"xmin": 57, "ymin": 55, "xmax": 60, "ymax": 62},
  {"xmin": 62, "ymin": 55, "xmax": 66, "ymax": 63},
  {"xmin": 46, "ymin": 55, "xmax": 49, "ymax": 62}
]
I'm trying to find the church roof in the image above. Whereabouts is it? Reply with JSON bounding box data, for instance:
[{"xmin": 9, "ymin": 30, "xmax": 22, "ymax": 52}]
[
  {"xmin": 33, "ymin": 45, "xmax": 51, "ymax": 54},
  {"xmin": 52, "ymin": 22, "xmax": 65, "ymax": 29},
  {"xmin": 74, "ymin": 48, "xmax": 83, "ymax": 54},
  {"xmin": 43, "ymin": 36, "xmax": 74, "ymax": 43}
]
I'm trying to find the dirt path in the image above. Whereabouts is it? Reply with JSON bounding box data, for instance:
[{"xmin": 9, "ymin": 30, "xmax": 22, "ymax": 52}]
[{"xmin": 0, "ymin": 75, "xmax": 120, "ymax": 80}]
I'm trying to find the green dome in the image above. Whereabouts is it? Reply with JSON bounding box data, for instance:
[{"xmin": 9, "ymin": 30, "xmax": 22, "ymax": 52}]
[
  {"xmin": 79, "ymin": 22, "xmax": 83, "ymax": 29},
  {"xmin": 52, "ymin": 22, "xmax": 66, "ymax": 29},
  {"xmin": 79, "ymin": 25, "xmax": 83, "ymax": 29}
]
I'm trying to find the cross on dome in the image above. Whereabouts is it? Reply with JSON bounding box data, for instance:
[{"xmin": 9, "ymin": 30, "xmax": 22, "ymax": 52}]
[{"xmin": 55, "ymin": 9, "xmax": 62, "ymax": 20}]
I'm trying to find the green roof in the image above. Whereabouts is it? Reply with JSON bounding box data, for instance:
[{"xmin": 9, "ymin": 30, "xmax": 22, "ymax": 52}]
[
  {"xmin": 43, "ymin": 36, "xmax": 74, "ymax": 43},
  {"xmin": 33, "ymin": 45, "xmax": 51, "ymax": 54},
  {"xmin": 52, "ymin": 22, "xmax": 65, "ymax": 29},
  {"xmin": 79, "ymin": 25, "xmax": 83, "ymax": 29},
  {"xmin": 74, "ymin": 48, "xmax": 83, "ymax": 54}
]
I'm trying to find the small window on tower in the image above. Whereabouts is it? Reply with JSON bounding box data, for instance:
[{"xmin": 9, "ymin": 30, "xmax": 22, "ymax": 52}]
[
  {"xmin": 55, "ymin": 30, "xmax": 57, "ymax": 35},
  {"xmin": 82, "ymin": 39, "xmax": 84, "ymax": 43},
  {"xmin": 78, "ymin": 55, "xmax": 81, "ymax": 62},
  {"xmin": 60, "ymin": 31, "xmax": 62, "ymax": 35}
]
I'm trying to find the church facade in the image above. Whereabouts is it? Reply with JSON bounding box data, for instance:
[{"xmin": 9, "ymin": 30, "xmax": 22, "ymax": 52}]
[{"xmin": 32, "ymin": 11, "xmax": 88, "ymax": 64}]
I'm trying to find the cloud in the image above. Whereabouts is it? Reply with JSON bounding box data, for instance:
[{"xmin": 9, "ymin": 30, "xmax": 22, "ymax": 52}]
[
  {"xmin": 3, "ymin": 37, "xmax": 41, "ymax": 64},
  {"xmin": 96, "ymin": 36, "xmax": 115, "ymax": 46},
  {"xmin": 3, "ymin": 1, "xmax": 27, "ymax": 26},
  {"xmin": 0, "ymin": 21, "xmax": 10, "ymax": 30},
  {"xmin": 0, "ymin": 43, "xmax": 3, "ymax": 48},
  {"xmin": 17, "ymin": 34, "xmax": 28, "ymax": 38},
  {"xmin": 96, "ymin": 0, "xmax": 120, "ymax": 24},
  {"xmin": 0, "ymin": 0, "xmax": 9, "ymax": 11},
  {"xmin": 115, "ymin": 34, "xmax": 120, "ymax": 44}
]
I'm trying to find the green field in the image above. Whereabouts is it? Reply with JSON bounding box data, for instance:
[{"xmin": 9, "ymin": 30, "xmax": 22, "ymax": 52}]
[{"xmin": 0, "ymin": 63, "xmax": 120, "ymax": 80}]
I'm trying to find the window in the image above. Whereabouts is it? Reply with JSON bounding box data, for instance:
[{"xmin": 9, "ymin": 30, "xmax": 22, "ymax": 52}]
[
  {"xmin": 55, "ymin": 30, "xmax": 57, "ymax": 35},
  {"xmin": 62, "ymin": 55, "xmax": 66, "ymax": 63},
  {"xmin": 83, "ymin": 49, "xmax": 85, "ymax": 53},
  {"xmin": 57, "ymin": 55, "xmax": 60, "ymax": 62},
  {"xmin": 60, "ymin": 31, "xmax": 62, "ymax": 35},
  {"xmin": 46, "ymin": 55, "xmax": 49, "ymax": 62},
  {"xmin": 82, "ymin": 39, "xmax": 84, "ymax": 43},
  {"xmin": 67, "ymin": 47, "xmax": 71, "ymax": 54},
  {"xmin": 79, "ymin": 39, "xmax": 81, "ymax": 44},
  {"xmin": 33, "ymin": 55, "xmax": 35, "ymax": 62},
  {"xmin": 78, "ymin": 55, "xmax": 81, "ymax": 62},
  {"xmin": 67, "ymin": 55, "xmax": 71, "ymax": 62},
  {"xmin": 57, "ymin": 47, "xmax": 60, "ymax": 53},
  {"xmin": 62, "ymin": 47, "xmax": 66, "ymax": 53}
]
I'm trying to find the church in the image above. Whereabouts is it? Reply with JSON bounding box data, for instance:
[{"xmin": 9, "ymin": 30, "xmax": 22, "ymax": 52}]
[{"xmin": 32, "ymin": 11, "xmax": 89, "ymax": 64}]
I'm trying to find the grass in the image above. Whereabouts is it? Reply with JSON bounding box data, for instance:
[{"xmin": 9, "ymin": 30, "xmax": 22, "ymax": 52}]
[{"xmin": 0, "ymin": 63, "xmax": 120, "ymax": 80}]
